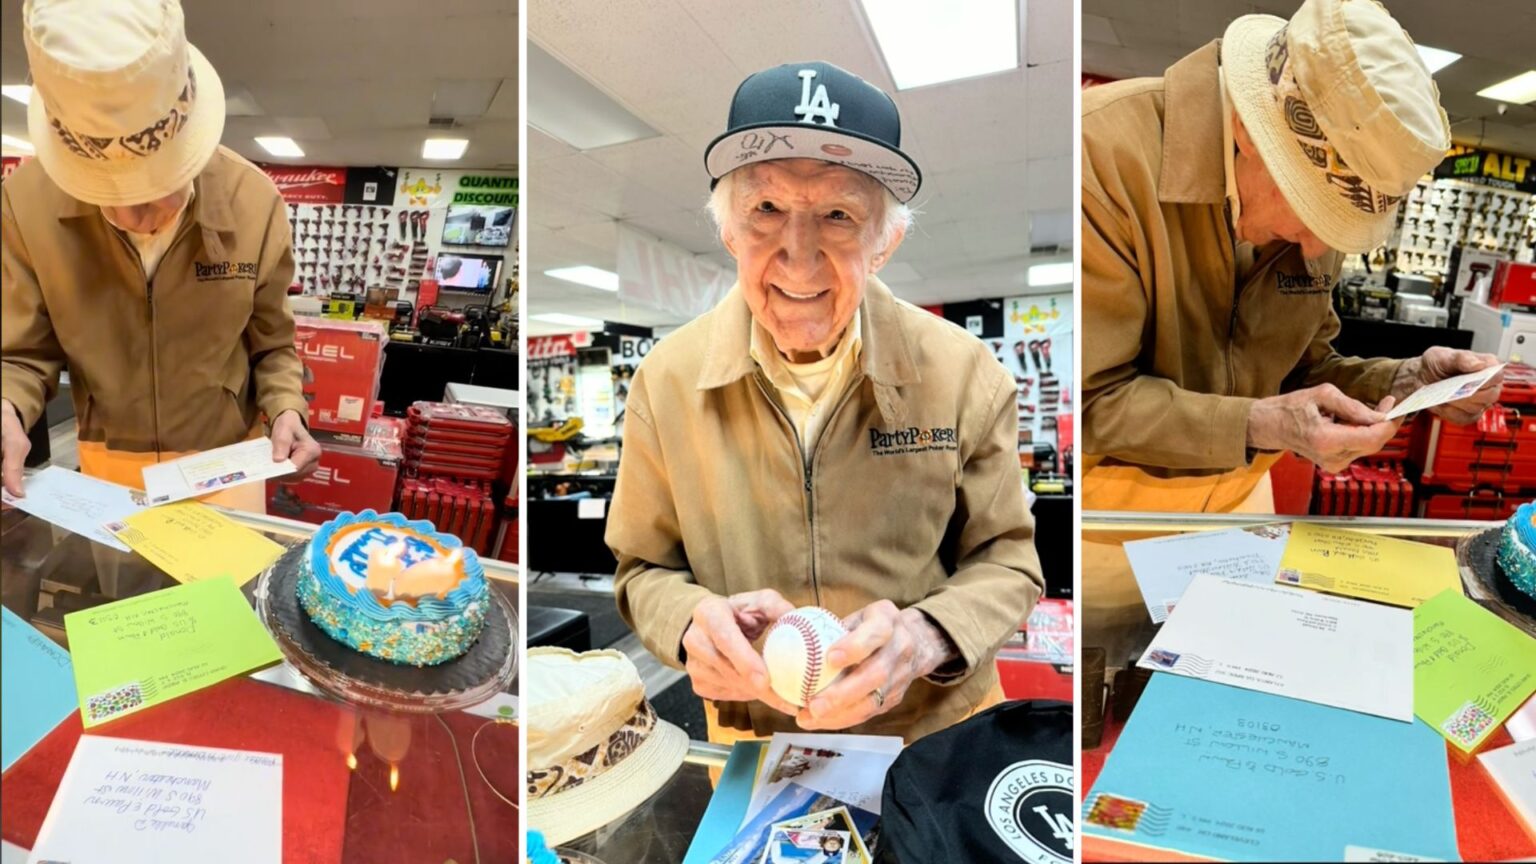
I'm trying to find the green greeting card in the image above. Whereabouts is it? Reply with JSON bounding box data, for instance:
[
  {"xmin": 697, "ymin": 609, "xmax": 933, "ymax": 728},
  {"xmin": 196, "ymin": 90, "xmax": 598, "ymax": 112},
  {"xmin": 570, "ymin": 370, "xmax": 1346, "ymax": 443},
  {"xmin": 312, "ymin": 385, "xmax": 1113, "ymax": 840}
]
[
  {"xmin": 1413, "ymin": 589, "xmax": 1536, "ymax": 752},
  {"xmin": 64, "ymin": 578, "xmax": 282, "ymax": 728}
]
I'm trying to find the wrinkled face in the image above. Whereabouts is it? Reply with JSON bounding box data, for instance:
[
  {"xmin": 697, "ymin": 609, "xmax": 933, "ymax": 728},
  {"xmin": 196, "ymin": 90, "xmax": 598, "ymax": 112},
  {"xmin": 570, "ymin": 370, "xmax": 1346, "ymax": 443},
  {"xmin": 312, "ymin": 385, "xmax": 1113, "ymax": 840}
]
[
  {"xmin": 101, "ymin": 187, "xmax": 191, "ymax": 235},
  {"xmin": 721, "ymin": 159, "xmax": 903, "ymax": 362},
  {"xmin": 1232, "ymin": 114, "xmax": 1331, "ymax": 260}
]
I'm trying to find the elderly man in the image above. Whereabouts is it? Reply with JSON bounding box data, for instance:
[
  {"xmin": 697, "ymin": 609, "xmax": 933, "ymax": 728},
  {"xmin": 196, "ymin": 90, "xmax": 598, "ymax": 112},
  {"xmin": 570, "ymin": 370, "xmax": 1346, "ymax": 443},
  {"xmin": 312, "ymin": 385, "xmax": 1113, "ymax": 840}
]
[
  {"xmin": 607, "ymin": 62, "xmax": 1042, "ymax": 743},
  {"xmin": 1, "ymin": 0, "xmax": 319, "ymax": 510},
  {"xmin": 1082, "ymin": 0, "xmax": 1501, "ymax": 515}
]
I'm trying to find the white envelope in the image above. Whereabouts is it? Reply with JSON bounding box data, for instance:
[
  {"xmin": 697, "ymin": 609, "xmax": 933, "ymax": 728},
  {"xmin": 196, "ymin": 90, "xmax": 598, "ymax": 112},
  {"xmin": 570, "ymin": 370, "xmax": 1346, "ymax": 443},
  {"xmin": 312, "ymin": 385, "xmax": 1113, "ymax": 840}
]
[
  {"xmin": 141, "ymin": 438, "xmax": 296, "ymax": 506},
  {"xmin": 1386, "ymin": 363, "xmax": 1505, "ymax": 420},
  {"xmin": 1138, "ymin": 576, "xmax": 1414, "ymax": 722},
  {"xmin": 1478, "ymin": 739, "xmax": 1536, "ymax": 833},
  {"xmin": 0, "ymin": 466, "xmax": 145, "ymax": 551},
  {"xmin": 28, "ymin": 736, "xmax": 281, "ymax": 864}
]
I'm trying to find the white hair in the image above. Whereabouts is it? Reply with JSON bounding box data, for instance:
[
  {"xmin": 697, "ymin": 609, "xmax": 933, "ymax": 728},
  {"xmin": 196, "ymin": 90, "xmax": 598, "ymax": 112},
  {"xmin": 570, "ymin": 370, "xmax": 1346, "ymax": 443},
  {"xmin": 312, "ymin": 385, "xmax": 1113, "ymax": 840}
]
[{"xmin": 707, "ymin": 166, "xmax": 914, "ymax": 256}]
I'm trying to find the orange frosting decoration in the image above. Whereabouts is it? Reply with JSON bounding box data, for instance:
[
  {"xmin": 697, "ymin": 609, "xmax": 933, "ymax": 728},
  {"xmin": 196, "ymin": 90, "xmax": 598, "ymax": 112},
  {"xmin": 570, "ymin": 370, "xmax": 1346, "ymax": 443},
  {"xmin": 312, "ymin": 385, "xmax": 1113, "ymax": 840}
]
[{"xmin": 393, "ymin": 548, "xmax": 465, "ymax": 600}]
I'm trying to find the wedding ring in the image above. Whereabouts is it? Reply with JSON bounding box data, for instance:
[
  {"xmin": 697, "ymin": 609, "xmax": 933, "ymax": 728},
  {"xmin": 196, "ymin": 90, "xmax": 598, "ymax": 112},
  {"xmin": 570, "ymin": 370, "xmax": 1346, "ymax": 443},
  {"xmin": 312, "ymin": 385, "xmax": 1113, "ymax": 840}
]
[{"xmin": 872, "ymin": 687, "xmax": 886, "ymax": 708}]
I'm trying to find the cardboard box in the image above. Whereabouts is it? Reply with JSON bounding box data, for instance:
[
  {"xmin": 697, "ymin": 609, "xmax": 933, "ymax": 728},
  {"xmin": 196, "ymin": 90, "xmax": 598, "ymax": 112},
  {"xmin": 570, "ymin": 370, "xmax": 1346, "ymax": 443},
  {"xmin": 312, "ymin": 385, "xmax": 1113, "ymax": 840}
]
[
  {"xmin": 295, "ymin": 318, "xmax": 387, "ymax": 439},
  {"xmin": 1490, "ymin": 260, "xmax": 1536, "ymax": 308},
  {"xmin": 266, "ymin": 436, "xmax": 402, "ymax": 525}
]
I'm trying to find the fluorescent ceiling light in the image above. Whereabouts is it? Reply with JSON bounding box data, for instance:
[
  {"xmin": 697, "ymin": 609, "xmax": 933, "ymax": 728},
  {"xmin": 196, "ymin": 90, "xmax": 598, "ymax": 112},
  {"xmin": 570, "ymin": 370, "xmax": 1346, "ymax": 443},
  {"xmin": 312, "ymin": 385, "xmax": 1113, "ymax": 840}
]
[
  {"xmin": 1, "ymin": 134, "xmax": 35, "ymax": 154},
  {"xmin": 527, "ymin": 41, "xmax": 657, "ymax": 150},
  {"xmin": 1, "ymin": 85, "xmax": 31, "ymax": 105},
  {"xmin": 1028, "ymin": 262, "xmax": 1073, "ymax": 287},
  {"xmin": 532, "ymin": 312, "xmax": 605, "ymax": 328},
  {"xmin": 545, "ymin": 266, "xmax": 619, "ymax": 292},
  {"xmin": 1414, "ymin": 45, "xmax": 1461, "ymax": 75},
  {"xmin": 423, "ymin": 138, "xmax": 469, "ymax": 160},
  {"xmin": 255, "ymin": 136, "xmax": 304, "ymax": 158},
  {"xmin": 859, "ymin": 0, "xmax": 1018, "ymax": 90},
  {"xmin": 1477, "ymin": 71, "xmax": 1536, "ymax": 105}
]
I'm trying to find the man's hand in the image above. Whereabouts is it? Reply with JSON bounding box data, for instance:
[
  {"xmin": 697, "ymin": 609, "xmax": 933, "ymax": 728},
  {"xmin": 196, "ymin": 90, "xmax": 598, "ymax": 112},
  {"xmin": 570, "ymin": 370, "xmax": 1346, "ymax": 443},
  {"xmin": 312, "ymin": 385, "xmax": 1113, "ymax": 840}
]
[
  {"xmin": 683, "ymin": 589, "xmax": 800, "ymax": 715},
  {"xmin": 1246, "ymin": 384, "xmax": 1401, "ymax": 474},
  {"xmin": 1392, "ymin": 347, "xmax": 1503, "ymax": 426},
  {"xmin": 271, "ymin": 410, "xmax": 321, "ymax": 478},
  {"xmin": 795, "ymin": 601, "xmax": 958, "ymax": 731},
  {"xmin": 1, "ymin": 399, "xmax": 31, "ymax": 498}
]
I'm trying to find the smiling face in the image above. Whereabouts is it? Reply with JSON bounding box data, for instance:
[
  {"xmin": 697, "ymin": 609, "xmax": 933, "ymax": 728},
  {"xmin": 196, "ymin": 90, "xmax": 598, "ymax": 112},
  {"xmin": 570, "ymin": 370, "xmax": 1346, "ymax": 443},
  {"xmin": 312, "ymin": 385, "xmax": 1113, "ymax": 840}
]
[
  {"xmin": 720, "ymin": 159, "xmax": 904, "ymax": 363},
  {"xmin": 1232, "ymin": 113, "xmax": 1331, "ymax": 260}
]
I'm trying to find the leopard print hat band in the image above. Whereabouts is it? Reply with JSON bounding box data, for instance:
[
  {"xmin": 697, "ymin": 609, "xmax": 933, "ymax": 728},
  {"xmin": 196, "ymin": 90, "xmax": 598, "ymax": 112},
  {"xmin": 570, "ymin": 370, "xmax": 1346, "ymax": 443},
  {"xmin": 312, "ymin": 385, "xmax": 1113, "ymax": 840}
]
[{"xmin": 527, "ymin": 701, "xmax": 660, "ymax": 800}]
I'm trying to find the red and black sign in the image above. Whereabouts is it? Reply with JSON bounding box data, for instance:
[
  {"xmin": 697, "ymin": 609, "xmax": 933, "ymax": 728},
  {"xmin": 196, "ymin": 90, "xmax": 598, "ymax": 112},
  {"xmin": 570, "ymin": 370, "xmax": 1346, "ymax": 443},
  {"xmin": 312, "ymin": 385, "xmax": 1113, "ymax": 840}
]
[
  {"xmin": 1, "ymin": 156, "xmax": 24, "ymax": 181},
  {"xmin": 259, "ymin": 164, "xmax": 349, "ymax": 203}
]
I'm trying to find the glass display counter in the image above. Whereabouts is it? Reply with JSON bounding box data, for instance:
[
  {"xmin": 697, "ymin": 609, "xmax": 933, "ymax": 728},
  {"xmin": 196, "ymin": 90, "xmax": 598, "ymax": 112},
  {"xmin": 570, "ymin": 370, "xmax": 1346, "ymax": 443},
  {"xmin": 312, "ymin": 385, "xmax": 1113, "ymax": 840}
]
[
  {"xmin": 553, "ymin": 742, "xmax": 729, "ymax": 864},
  {"xmin": 0, "ymin": 504, "xmax": 521, "ymax": 863},
  {"xmin": 1080, "ymin": 511, "xmax": 1532, "ymax": 864}
]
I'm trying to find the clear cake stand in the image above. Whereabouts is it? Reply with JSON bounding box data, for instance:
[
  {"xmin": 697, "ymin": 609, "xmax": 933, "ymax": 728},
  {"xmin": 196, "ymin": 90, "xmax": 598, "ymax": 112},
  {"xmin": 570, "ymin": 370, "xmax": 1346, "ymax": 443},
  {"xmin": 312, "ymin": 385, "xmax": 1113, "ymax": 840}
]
[
  {"xmin": 254, "ymin": 543, "xmax": 518, "ymax": 713},
  {"xmin": 1456, "ymin": 527, "xmax": 1536, "ymax": 639}
]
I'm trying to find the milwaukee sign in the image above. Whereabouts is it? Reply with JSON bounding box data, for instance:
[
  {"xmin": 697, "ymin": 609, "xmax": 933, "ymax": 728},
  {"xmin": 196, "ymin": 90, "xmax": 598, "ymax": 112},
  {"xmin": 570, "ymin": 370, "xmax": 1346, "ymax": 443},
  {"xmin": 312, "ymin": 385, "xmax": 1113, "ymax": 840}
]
[{"xmin": 259, "ymin": 164, "xmax": 349, "ymax": 203}]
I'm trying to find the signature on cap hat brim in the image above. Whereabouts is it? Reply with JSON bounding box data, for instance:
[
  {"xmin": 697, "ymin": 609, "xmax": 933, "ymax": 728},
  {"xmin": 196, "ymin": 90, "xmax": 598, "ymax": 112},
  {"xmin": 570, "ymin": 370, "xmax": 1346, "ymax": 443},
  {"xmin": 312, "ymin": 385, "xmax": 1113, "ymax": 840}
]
[
  {"xmin": 28, "ymin": 43, "xmax": 225, "ymax": 207},
  {"xmin": 705, "ymin": 121, "xmax": 923, "ymax": 204}
]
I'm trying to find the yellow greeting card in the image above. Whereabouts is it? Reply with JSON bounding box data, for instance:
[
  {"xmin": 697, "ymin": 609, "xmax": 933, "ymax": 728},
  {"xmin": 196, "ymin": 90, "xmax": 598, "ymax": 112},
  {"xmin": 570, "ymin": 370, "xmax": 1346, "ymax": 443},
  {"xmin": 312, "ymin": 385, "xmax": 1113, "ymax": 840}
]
[
  {"xmin": 1276, "ymin": 522, "xmax": 1461, "ymax": 608},
  {"xmin": 109, "ymin": 501, "xmax": 285, "ymax": 588}
]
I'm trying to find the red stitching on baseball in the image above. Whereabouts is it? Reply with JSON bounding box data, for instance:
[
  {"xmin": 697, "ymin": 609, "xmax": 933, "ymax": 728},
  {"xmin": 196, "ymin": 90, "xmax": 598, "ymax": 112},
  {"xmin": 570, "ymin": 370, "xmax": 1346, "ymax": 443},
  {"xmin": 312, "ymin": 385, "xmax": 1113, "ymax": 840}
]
[{"xmin": 776, "ymin": 609, "xmax": 836, "ymax": 706}]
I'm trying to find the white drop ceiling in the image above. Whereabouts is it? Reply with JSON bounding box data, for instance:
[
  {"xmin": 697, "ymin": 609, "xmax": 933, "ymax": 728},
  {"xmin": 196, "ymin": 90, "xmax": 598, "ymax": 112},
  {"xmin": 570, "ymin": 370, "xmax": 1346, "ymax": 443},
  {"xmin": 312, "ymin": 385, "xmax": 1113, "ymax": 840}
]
[
  {"xmin": 0, "ymin": 0, "xmax": 519, "ymax": 169},
  {"xmin": 526, "ymin": 0, "xmax": 1075, "ymax": 334},
  {"xmin": 1084, "ymin": 0, "xmax": 1536, "ymax": 160}
]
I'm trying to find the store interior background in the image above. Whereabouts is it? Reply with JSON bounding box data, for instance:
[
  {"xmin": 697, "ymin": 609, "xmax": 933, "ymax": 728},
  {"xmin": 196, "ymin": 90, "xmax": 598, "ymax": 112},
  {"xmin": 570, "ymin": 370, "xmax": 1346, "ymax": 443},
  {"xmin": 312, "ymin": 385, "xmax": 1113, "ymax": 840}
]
[
  {"xmin": 1, "ymin": 1, "xmax": 523, "ymax": 564},
  {"xmin": 1084, "ymin": 0, "xmax": 1536, "ymax": 520},
  {"xmin": 524, "ymin": 0, "xmax": 1075, "ymax": 739}
]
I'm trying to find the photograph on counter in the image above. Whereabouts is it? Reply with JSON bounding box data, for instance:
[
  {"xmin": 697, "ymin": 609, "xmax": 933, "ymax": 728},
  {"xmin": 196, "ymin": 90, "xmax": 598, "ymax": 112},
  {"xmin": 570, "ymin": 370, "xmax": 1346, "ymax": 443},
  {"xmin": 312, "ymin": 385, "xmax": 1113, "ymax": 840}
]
[
  {"xmin": 0, "ymin": 0, "xmax": 521, "ymax": 861},
  {"xmin": 522, "ymin": 0, "xmax": 1074, "ymax": 860},
  {"xmin": 1079, "ymin": 0, "xmax": 1536, "ymax": 861}
]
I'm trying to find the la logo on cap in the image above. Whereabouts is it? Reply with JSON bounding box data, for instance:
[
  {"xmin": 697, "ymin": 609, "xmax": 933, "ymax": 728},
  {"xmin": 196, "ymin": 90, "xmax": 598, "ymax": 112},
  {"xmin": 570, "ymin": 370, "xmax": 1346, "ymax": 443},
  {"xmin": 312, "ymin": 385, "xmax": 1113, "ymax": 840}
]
[{"xmin": 794, "ymin": 69, "xmax": 839, "ymax": 127}]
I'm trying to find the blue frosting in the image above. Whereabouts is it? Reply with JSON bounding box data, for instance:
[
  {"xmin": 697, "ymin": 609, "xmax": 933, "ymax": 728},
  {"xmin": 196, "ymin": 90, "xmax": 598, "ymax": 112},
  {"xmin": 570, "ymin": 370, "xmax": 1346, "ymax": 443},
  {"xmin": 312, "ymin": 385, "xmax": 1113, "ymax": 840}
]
[
  {"xmin": 307, "ymin": 509, "xmax": 488, "ymax": 624},
  {"xmin": 1515, "ymin": 502, "xmax": 1536, "ymax": 548},
  {"xmin": 1498, "ymin": 501, "xmax": 1536, "ymax": 600}
]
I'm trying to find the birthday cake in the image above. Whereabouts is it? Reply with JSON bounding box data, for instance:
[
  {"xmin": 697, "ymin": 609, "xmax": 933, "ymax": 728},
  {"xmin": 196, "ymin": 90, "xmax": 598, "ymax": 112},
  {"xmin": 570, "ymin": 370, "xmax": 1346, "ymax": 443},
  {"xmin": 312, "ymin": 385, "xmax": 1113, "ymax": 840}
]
[
  {"xmin": 1497, "ymin": 501, "xmax": 1536, "ymax": 601},
  {"xmin": 297, "ymin": 509, "xmax": 490, "ymax": 666}
]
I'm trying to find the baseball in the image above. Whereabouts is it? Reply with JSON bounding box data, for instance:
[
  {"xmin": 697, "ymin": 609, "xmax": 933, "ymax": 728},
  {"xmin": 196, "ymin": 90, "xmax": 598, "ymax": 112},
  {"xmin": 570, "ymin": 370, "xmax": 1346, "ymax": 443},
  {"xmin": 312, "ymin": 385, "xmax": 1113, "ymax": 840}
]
[{"xmin": 763, "ymin": 606, "xmax": 849, "ymax": 708}]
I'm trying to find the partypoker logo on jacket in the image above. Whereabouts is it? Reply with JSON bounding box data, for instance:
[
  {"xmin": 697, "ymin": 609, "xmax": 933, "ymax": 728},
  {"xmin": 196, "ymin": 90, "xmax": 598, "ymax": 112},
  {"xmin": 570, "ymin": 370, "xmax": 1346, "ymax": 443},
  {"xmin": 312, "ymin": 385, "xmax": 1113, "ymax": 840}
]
[
  {"xmin": 868, "ymin": 425, "xmax": 957, "ymax": 456},
  {"xmin": 194, "ymin": 260, "xmax": 257, "ymax": 282},
  {"xmin": 1275, "ymin": 271, "xmax": 1333, "ymax": 295},
  {"xmin": 986, "ymin": 759, "xmax": 1074, "ymax": 863}
]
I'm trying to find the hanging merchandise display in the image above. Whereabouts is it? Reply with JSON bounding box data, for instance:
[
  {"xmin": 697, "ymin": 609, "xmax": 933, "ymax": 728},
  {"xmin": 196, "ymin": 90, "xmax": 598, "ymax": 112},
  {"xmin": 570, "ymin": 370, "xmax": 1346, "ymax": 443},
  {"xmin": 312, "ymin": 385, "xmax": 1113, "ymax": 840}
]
[
  {"xmin": 288, "ymin": 202, "xmax": 399, "ymax": 296},
  {"xmin": 986, "ymin": 293, "xmax": 1074, "ymax": 475}
]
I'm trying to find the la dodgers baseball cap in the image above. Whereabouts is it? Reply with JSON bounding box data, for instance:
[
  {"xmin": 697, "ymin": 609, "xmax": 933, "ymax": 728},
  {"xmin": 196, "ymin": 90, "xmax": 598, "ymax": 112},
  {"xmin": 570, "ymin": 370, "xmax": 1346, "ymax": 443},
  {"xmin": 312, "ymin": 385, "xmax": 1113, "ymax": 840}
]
[
  {"xmin": 876, "ymin": 700, "xmax": 1073, "ymax": 864},
  {"xmin": 704, "ymin": 61, "xmax": 922, "ymax": 203}
]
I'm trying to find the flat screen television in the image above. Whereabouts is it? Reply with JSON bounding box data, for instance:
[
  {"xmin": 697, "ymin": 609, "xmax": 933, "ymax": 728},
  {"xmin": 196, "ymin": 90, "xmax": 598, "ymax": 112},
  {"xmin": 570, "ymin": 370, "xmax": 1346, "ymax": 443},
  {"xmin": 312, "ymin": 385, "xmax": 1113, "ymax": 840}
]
[
  {"xmin": 441, "ymin": 204, "xmax": 515, "ymax": 247},
  {"xmin": 434, "ymin": 253, "xmax": 501, "ymax": 293}
]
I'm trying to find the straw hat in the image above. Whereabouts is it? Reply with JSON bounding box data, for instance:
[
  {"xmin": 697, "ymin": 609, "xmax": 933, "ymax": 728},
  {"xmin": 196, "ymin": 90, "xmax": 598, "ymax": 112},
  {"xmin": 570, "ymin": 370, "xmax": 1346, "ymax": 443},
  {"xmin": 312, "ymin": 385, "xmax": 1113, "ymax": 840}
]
[
  {"xmin": 1222, "ymin": 0, "xmax": 1450, "ymax": 253},
  {"xmin": 22, "ymin": 0, "xmax": 225, "ymax": 207},
  {"xmin": 525, "ymin": 648, "xmax": 689, "ymax": 846}
]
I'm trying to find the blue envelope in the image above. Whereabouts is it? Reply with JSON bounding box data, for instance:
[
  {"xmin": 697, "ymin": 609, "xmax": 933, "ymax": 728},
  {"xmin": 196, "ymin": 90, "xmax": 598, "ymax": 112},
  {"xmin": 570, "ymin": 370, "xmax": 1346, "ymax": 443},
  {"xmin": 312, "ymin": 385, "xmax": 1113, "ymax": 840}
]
[
  {"xmin": 1083, "ymin": 674, "xmax": 1459, "ymax": 862},
  {"xmin": 1, "ymin": 606, "xmax": 79, "ymax": 771},
  {"xmin": 684, "ymin": 740, "xmax": 766, "ymax": 864}
]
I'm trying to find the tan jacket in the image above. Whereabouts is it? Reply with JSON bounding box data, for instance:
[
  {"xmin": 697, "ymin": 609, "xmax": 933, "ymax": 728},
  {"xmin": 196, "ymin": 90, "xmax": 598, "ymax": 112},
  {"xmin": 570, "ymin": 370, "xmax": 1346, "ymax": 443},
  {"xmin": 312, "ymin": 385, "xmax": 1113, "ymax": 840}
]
[
  {"xmin": 607, "ymin": 278, "xmax": 1043, "ymax": 741},
  {"xmin": 1080, "ymin": 41, "xmax": 1402, "ymax": 513},
  {"xmin": 2, "ymin": 147, "xmax": 305, "ymax": 487}
]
